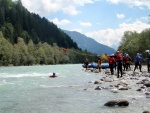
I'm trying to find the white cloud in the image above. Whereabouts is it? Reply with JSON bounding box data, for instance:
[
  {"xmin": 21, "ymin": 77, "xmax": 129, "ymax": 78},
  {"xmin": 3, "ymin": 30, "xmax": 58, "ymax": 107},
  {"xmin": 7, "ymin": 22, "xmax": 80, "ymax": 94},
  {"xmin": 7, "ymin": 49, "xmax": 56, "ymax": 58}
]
[
  {"xmin": 106, "ymin": 0, "xmax": 150, "ymax": 9},
  {"xmin": 117, "ymin": 13, "xmax": 125, "ymax": 19},
  {"xmin": 79, "ymin": 22, "xmax": 92, "ymax": 27},
  {"xmin": 85, "ymin": 20, "xmax": 150, "ymax": 50},
  {"xmin": 50, "ymin": 18, "xmax": 71, "ymax": 26},
  {"xmin": 62, "ymin": 6, "xmax": 81, "ymax": 15},
  {"xmin": 18, "ymin": 0, "xmax": 96, "ymax": 16}
]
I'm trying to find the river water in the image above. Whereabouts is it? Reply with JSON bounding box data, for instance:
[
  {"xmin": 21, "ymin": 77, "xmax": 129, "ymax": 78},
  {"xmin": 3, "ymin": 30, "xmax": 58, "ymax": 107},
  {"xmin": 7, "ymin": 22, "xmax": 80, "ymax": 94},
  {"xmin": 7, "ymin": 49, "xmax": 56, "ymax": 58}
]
[{"xmin": 0, "ymin": 64, "xmax": 149, "ymax": 113}]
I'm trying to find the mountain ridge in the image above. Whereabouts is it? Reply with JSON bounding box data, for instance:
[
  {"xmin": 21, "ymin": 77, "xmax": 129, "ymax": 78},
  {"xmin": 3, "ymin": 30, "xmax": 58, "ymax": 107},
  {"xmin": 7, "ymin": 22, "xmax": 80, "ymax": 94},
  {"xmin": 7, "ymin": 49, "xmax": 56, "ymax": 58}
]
[{"xmin": 63, "ymin": 30, "xmax": 116, "ymax": 55}]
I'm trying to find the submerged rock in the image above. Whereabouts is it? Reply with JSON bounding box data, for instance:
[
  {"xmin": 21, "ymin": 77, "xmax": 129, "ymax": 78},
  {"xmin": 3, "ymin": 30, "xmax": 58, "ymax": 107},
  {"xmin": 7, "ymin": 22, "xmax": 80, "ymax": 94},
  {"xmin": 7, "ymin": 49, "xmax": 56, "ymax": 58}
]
[{"xmin": 95, "ymin": 86, "xmax": 102, "ymax": 90}]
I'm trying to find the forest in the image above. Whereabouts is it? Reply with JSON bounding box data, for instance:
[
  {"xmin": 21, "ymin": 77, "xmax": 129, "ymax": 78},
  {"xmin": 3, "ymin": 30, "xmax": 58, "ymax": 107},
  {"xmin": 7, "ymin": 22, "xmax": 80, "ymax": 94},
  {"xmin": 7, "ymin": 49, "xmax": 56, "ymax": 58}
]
[
  {"xmin": 0, "ymin": 0, "xmax": 98, "ymax": 66},
  {"xmin": 0, "ymin": 31, "xmax": 97, "ymax": 66}
]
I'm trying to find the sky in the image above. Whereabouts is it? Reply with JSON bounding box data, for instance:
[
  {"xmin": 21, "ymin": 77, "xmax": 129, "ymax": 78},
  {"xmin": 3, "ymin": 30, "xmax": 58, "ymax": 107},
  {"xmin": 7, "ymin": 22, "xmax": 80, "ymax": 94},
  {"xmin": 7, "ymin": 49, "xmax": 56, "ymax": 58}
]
[{"xmin": 13, "ymin": 0, "xmax": 150, "ymax": 50}]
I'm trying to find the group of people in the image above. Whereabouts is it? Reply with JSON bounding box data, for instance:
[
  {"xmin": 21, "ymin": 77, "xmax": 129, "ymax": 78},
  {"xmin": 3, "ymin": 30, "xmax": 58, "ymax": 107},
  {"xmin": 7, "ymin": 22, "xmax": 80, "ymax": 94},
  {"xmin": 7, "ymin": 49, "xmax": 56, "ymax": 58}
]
[
  {"xmin": 84, "ymin": 49, "xmax": 150, "ymax": 78},
  {"xmin": 133, "ymin": 50, "xmax": 150, "ymax": 73},
  {"xmin": 107, "ymin": 50, "xmax": 150, "ymax": 78},
  {"xmin": 95, "ymin": 51, "xmax": 132, "ymax": 78}
]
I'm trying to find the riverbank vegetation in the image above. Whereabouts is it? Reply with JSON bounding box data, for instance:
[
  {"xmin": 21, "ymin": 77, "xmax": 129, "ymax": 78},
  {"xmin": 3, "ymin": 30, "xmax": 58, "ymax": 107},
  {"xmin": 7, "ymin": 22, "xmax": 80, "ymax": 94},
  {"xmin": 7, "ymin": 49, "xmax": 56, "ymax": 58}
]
[
  {"xmin": 0, "ymin": 31, "xmax": 97, "ymax": 66},
  {"xmin": 118, "ymin": 29, "xmax": 150, "ymax": 63}
]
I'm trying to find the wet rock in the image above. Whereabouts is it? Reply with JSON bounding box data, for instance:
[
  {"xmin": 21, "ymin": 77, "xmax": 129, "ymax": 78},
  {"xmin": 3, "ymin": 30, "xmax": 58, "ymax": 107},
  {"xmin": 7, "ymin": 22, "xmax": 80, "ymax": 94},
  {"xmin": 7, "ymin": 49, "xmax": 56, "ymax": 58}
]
[
  {"xmin": 95, "ymin": 86, "xmax": 102, "ymax": 90},
  {"xmin": 94, "ymin": 80, "xmax": 103, "ymax": 84},
  {"xmin": 137, "ymin": 88, "xmax": 142, "ymax": 91},
  {"xmin": 109, "ymin": 85, "xmax": 114, "ymax": 87},
  {"xmin": 105, "ymin": 70, "xmax": 110, "ymax": 74},
  {"xmin": 118, "ymin": 86, "xmax": 128, "ymax": 90},
  {"xmin": 144, "ymin": 81, "xmax": 150, "ymax": 87},
  {"xmin": 136, "ymin": 81, "xmax": 144, "ymax": 84},
  {"xmin": 105, "ymin": 77, "xmax": 114, "ymax": 82},
  {"xmin": 142, "ymin": 79, "xmax": 149, "ymax": 83},
  {"xmin": 147, "ymin": 87, "xmax": 150, "ymax": 92},
  {"xmin": 104, "ymin": 99, "xmax": 129, "ymax": 107},
  {"xmin": 118, "ymin": 80, "xmax": 128, "ymax": 86},
  {"xmin": 141, "ymin": 86, "xmax": 146, "ymax": 89},
  {"xmin": 94, "ymin": 70, "xmax": 99, "ymax": 73},
  {"xmin": 104, "ymin": 100, "xmax": 117, "ymax": 106},
  {"xmin": 110, "ymin": 88, "xmax": 118, "ymax": 93},
  {"xmin": 117, "ymin": 99, "xmax": 129, "ymax": 106}
]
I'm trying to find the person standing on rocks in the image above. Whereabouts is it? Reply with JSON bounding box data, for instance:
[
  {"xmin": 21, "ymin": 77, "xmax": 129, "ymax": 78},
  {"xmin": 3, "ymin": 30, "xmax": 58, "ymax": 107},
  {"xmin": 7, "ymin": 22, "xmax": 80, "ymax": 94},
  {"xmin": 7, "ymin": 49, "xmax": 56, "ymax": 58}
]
[
  {"xmin": 125, "ymin": 54, "xmax": 132, "ymax": 71},
  {"xmin": 116, "ymin": 51, "xmax": 123, "ymax": 78},
  {"xmin": 108, "ymin": 54, "xmax": 115, "ymax": 75},
  {"xmin": 84, "ymin": 58, "xmax": 89, "ymax": 70},
  {"xmin": 134, "ymin": 53, "xmax": 142, "ymax": 72},
  {"xmin": 97, "ymin": 56, "xmax": 101, "ymax": 72},
  {"xmin": 146, "ymin": 50, "xmax": 150, "ymax": 73}
]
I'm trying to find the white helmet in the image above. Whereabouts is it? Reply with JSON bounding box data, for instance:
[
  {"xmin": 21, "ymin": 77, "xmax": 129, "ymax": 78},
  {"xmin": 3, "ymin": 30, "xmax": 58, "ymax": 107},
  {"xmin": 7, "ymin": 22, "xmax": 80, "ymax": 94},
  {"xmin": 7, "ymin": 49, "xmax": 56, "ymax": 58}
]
[{"xmin": 146, "ymin": 50, "xmax": 149, "ymax": 53}]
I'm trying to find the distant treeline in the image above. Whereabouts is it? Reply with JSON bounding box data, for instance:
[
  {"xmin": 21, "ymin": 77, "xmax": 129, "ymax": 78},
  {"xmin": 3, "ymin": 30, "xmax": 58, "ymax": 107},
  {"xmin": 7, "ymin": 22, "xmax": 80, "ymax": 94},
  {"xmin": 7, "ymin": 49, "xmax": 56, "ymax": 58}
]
[
  {"xmin": 118, "ymin": 29, "xmax": 150, "ymax": 63},
  {"xmin": 0, "ymin": 31, "xmax": 97, "ymax": 66}
]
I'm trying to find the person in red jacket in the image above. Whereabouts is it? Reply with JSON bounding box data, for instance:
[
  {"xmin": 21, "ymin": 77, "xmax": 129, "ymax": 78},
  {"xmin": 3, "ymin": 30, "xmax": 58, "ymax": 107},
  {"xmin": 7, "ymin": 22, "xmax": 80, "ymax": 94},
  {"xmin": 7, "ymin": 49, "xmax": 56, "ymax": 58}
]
[
  {"xmin": 108, "ymin": 54, "xmax": 115, "ymax": 75},
  {"xmin": 116, "ymin": 51, "xmax": 123, "ymax": 78}
]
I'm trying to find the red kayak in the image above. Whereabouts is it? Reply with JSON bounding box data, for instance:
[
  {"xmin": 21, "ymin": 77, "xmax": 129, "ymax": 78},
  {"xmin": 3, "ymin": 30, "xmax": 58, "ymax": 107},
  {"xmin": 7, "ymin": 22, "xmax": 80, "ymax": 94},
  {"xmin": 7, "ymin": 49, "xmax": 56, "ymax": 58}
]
[{"xmin": 49, "ymin": 75, "xmax": 58, "ymax": 78}]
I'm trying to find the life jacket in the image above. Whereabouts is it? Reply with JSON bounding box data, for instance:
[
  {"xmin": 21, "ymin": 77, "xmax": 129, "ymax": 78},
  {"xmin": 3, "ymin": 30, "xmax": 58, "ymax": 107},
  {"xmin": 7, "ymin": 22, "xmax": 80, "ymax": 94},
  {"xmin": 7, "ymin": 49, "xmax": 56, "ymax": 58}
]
[
  {"xmin": 116, "ymin": 53, "xmax": 122, "ymax": 62},
  {"xmin": 108, "ymin": 57, "xmax": 115, "ymax": 64},
  {"xmin": 135, "ymin": 55, "xmax": 141, "ymax": 63}
]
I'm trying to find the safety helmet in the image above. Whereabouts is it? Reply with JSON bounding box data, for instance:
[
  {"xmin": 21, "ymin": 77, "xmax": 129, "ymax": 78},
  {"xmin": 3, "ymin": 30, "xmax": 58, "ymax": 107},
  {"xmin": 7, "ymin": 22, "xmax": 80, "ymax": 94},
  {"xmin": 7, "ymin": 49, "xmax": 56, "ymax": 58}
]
[
  {"xmin": 116, "ymin": 51, "xmax": 120, "ymax": 53},
  {"xmin": 111, "ymin": 54, "xmax": 114, "ymax": 56}
]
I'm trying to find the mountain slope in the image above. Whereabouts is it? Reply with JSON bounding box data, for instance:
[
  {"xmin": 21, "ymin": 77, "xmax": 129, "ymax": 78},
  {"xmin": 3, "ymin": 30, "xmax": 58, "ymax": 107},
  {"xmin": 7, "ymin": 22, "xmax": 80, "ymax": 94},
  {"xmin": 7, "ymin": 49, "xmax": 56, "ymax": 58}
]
[{"xmin": 64, "ymin": 30, "xmax": 116, "ymax": 55}]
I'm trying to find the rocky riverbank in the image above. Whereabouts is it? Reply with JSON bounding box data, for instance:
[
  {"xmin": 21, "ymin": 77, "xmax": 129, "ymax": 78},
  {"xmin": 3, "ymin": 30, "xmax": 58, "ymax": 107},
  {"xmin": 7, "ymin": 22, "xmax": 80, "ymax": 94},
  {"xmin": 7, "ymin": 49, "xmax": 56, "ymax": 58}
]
[{"xmin": 85, "ymin": 65, "xmax": 150, "ymax": 113}]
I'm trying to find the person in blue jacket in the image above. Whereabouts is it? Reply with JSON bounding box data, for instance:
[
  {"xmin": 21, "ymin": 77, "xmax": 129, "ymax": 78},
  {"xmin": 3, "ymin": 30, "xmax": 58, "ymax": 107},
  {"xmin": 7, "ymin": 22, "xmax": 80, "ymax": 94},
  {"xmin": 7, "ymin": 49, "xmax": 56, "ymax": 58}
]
[
  {"xmin": 146, "ymin": 50, "xmax": 150, "ymax": 73},
  {"xmin": 134, "ymin": 53, "xmax": 142, "ymax": 72}
]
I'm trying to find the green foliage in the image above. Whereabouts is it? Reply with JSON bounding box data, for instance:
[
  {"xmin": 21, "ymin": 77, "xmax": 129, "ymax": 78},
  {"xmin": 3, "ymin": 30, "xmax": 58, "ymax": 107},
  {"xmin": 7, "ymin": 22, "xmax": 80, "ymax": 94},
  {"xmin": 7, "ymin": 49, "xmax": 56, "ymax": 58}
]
[
  {"xmin": 0, "ymin": 31, "xmax": 97, "ymax": 66},
  {"xmin": 118, "ymin": 29, "xmax": 150, "ymax": 63},
  {"xmin": 0, "ymin": 31, "xmax": 13, "ymax": 66},
  {"xmin": 0, "ymin": 0, "xmax": 97, "ymax": 66}
]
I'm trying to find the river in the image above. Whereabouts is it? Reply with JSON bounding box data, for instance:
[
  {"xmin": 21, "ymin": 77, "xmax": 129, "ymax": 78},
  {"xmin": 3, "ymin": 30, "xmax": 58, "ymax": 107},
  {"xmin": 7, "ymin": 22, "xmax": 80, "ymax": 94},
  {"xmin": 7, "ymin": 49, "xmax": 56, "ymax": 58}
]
[{"xmin": 0, "ymin": 64, "xmax": 149, "ymax": 113}]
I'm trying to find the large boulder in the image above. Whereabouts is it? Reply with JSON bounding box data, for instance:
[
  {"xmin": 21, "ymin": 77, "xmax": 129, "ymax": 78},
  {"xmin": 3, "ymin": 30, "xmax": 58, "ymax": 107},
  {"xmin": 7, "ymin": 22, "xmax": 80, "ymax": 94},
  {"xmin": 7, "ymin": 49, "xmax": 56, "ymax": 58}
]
[
  {"xmin": 144, "ymin": 81, "xmax": 150, "ymax": 87},
  {"xmin": 94, "ymin": 80, "xmax": 103, "ymax": 84},
  {"xmin": 118, "ymin": 86, "xmax": 128, "ymax": 90},
  {"xmin": 104, "ymin": 99, "xmax": 129, "ymax": 107}
]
